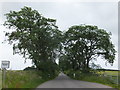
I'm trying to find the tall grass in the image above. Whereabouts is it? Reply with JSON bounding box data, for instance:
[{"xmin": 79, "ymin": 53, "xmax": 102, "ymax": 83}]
[{"xmin": 4, "ymin": 70, "xmax": 57, "ymax": 88}]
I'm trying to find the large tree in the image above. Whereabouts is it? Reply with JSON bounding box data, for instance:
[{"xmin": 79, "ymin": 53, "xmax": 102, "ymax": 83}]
[
  {"xmin": 63, "ymin": 25, "xmax": 116, "ymax": 72},
  {"xmin": 4, "ymin": 6, "xmax": 62, "ymax": 72}
]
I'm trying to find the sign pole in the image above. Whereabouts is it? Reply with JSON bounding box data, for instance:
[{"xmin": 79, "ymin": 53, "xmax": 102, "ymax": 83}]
[
  {"xmin": 2, "ymin": 68, "xmax": 6, "ymax": 88},
  {"xmin": 1, "ymin": 61, "xmax": 10, "ymax": 89}
]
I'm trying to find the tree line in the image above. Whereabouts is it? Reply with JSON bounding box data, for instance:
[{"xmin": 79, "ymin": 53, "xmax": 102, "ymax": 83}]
[{"xmin": 4, "ymin": 6, "xmax": 116, "ymax": 74}]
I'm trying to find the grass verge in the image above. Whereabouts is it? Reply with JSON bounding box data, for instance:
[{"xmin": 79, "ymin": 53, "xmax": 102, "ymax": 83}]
[
  {"xmin": 65, "ymin": 70, "xmax": 119, "ymax": 89},
  {"xmin": 3, "ymin": 70, "xmax": 58, "ymax": 88}
]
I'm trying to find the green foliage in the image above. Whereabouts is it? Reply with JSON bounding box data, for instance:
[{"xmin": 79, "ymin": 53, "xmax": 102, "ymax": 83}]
[
  {"xmin": 61, "ymin": 25, "xmax": 116, "ymax": 72},
  {"xmin": 4, "ymin": 6, "xmax": 116, "ymax": 74},
  {"xmin": 4, "ymin": 6, "xmax": 62, "ymax": 72},
  {"xmin": 38, "ymin": 61, "xmax": 59, "ymax": 78},
  {"xmin": 59, "ymin": 54, "xmax": 72, "ymax": 71}
]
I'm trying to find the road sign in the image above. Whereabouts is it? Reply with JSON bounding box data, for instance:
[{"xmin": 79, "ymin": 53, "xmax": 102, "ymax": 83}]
[
  {"xmin": 1, "ymin": 61, "xmax": 10, "ymax": 88},
  {"xmin": 1, "ymin": 61, "xmax": 10, "ymax": 69}
]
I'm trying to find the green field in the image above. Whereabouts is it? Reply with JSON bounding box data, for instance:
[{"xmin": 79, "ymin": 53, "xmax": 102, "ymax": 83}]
[
  {"xmin": 0, "ymin": 70, "xmax": 2, "ymax": 89},
  {"xmin": 98, "ymin": 71, "xmax": 118, "ymax": 76},
  {"xmin": 3, "ymin": 70, "xmax": 57, "ymax": 88},
  {"xmin": 104, "ymin": 71, "xmax": 118, "ymax": 76}
]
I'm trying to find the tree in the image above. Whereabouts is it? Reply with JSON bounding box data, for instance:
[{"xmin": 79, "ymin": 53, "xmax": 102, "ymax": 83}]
[
  {"xmin": 4, "ymin": 6, "xmax": 62, "ymax": 73},
  {"xmin": 63, "ymin": 25, "xmax": 116, "ymax": 72},
  {"xmin": 59, "ymin": 54, "xmax": 72, "ymax": 71}
]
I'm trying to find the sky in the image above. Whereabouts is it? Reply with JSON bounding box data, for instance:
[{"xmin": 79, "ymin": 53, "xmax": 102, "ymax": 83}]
[{"xmin": 0, "ymin": 0, "xmax": 119, "ymax": 70}]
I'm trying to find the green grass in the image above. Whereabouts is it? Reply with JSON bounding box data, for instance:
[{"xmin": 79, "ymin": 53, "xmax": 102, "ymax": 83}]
[
  {"xmin": 3, "ymin": 70, "xmax": 57, "ymax": 88},
  {"xmin": 98, "ymin": 71, "xmax": 118, "ymax": 76},
  {"xmin": 65, "ymin": 70, "xmax": 119, "ymax": 89},
  {"xmin": 105, "ymin": 71, "xmax": 118, "ymax": 76},
  {"xmin": 97, "ymin": 70, "xmax": 118, "ymax": 85},
  {"xmin": 0, "ymin": 70, "xmax": 2, "ymax": 89}
]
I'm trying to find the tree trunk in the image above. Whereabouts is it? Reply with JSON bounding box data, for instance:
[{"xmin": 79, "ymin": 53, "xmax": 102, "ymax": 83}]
[{"xmin": 86, "ymin": 58, "xmax": 89, "ymax": 69}]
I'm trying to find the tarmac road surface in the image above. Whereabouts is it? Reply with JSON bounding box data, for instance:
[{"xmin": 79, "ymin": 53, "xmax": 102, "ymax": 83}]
[{"xmin": 37, "ymin": 72, "xmax": 113, "ymax": 88}]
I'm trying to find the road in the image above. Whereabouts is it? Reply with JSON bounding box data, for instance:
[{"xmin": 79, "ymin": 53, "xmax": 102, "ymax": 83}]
[{"xmin": 37, "ymin": 72, "xmax": 112, "ymax": 88}]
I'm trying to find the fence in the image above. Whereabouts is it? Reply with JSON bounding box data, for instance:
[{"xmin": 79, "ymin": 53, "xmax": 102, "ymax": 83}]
[{"xmin": 103, "ymin": 74, "xmax": 118, "ymax": 84}]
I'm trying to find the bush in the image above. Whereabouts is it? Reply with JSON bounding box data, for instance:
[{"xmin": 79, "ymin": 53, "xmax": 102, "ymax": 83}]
[{"xmin": 37, "ymin": 61, "xmax": 59, "ymax": 79}]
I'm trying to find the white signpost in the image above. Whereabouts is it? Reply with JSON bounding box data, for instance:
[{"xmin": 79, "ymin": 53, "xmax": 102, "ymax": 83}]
[
  {"xmin": 1, "ymin": 61, "xmax": 10, "ymax": 69},
  {"xmin": 1, "ymin": 61, "xmax": 10, "ymax": 88}
]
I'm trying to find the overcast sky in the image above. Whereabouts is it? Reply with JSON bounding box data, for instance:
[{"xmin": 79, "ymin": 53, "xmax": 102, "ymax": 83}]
[{"xmin": 0, "ymin": 1, "xmax": 118, "ymax": 70}]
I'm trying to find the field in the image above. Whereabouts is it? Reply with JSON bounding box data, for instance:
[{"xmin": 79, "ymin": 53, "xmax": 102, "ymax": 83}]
[
  {"xmin": 3, "ymin": 70, "xmax": 56, "ymax": 88},
  {"xmin": 0, "ymin": 70, "xmax": 2, "ymax": 89},
  {"xmin": 98, "ymin": 70, "xmax": 118, "ymax": 76},
  {"xmin": 104, "ymin": 71, "xmax": 118, "ymax": 76}
]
